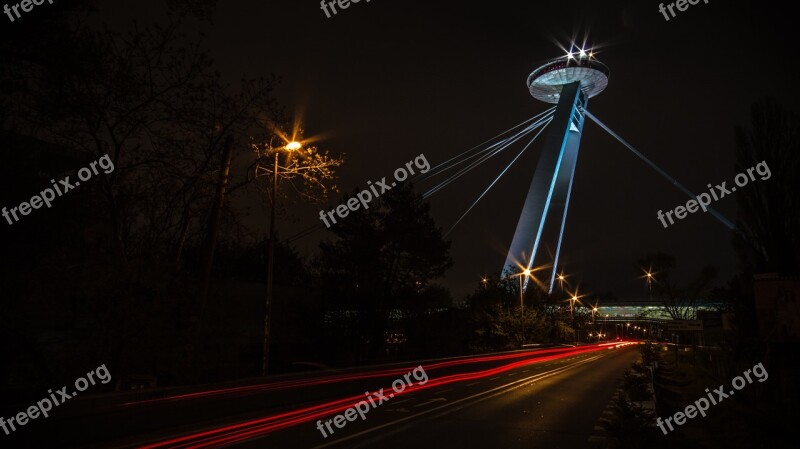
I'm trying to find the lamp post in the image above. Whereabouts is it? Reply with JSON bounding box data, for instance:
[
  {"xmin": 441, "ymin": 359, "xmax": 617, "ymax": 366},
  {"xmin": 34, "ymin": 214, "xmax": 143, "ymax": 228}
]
[
  {"xmin": 262, "ymin": 140, "xmax": 301, "ymax": 376},
  {"xmin": 641, "ymin": 268, "xmax": 655, "ymax": 301},
  {"xmin": 518, "ymin": 268, "xmax": 531, "ymax": 345},
  {"xmin": 570, "ymin": 294, "xmax": 578, "ymax": 322},
  {"xmin": 567, "ymin": 291, "xmax": 581, "ymax": 345},
  {"xmin": 556, "ymin": 272, "xmax": 567, "ymax": 291}
]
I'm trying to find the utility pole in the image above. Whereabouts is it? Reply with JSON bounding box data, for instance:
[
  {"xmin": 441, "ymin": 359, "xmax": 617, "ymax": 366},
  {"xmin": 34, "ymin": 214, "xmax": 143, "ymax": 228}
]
[
  {"xmin": 262, "ymin": 150, "xmax": 279, "ymax": 376},
  {"xmin": 201, "ymin": 135, "xmax": 234, "ymax": 307}
]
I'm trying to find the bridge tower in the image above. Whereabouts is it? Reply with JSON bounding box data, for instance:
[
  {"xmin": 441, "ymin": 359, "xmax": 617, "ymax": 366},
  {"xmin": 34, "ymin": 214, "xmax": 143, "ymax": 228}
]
[{"xmin": 503, "ymin": 50, "xmax": 609, "ymax": 292}]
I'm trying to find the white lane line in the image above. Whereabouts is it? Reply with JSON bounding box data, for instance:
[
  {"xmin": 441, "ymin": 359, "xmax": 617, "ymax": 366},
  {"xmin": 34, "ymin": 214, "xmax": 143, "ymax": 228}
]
[
  {"xmin": 414, "ymin": 398, "xmax": 447, "ymax": 407},
  {"xmin": 465, "ymin": 382, "xmax": 480, "ymax": 387}
]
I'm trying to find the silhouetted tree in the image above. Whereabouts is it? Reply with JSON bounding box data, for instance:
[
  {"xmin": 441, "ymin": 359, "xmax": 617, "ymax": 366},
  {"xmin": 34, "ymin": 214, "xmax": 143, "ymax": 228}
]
[
  {"xmin": 317, "ymin": 184, "xmax": 453, "ymax": 361},
  {"xmin": 636, "ymin": 252, "xmax": 717, "ymax": 320},
  {"xmin": 733, "ymin": 98, "xmax": 800, "ymax": 276},
  {"xmin": 0, "ymin": 0, "xmax": 289, "ymax": 390}
]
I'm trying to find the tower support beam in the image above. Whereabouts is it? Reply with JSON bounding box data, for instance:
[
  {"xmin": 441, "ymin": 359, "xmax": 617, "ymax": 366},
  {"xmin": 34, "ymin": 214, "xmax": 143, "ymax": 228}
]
[{"xmin": 503, "ymin": 81, "xmax": 587, "ymax": 290}]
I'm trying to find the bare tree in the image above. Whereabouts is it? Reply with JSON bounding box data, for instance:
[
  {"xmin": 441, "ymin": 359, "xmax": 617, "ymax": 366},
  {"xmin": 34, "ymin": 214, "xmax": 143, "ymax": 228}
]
[
  {"xmin": 733, "ymin": 98, "xmax": 800, "ymax": 276},
  {"xmin": 3, "ymin": 11, "xmax": 282, "ymax": 268},
  {"xmin": 636, "ymin": 252, "xmax": 717, "ymax": 320}
]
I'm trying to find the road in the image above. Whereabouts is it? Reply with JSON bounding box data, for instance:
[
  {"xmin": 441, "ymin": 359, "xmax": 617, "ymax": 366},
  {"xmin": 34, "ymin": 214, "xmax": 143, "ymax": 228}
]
[
  {"xmin": 4, "ymin": 344, "xmax": 639, "ymax": 449},
  {"xmin": 236, "ymin": 344, "xmax": 639, "ymax": 449}
]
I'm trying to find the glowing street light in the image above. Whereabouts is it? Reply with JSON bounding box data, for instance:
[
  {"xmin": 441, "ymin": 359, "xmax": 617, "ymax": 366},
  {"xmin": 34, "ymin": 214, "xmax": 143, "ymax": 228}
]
[
  {"xmin": 641, "ymin": 267, "xmax": 656, "ymax": 300},
  {"xmin": 555, "ymin": 271, "xmax": 569, "ymax": 291},
  {"xmin": 262, "ymin": 139, "xmax": 303, "ymax": 376},
  {"xmin": 567, "ymin": 288, "xmax": 584, "ymax": 323},
  {"xmin": 253, "ymin": 133, "xmax": 342, "ymax": 376},
  {"xmin": 517, "ymin": 268, "xmax": 533, "ymax": 344}
]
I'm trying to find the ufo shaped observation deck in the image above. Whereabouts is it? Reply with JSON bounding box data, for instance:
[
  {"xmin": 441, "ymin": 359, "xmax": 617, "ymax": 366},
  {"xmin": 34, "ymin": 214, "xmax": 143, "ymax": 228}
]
[{"xmin": 527, "ymin": 56, "xmax": 609, "ymax": 104}]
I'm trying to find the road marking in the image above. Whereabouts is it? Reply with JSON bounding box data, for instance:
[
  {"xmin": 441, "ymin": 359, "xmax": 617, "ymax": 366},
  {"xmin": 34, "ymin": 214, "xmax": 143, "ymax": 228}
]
[
  {"xmin": 522, "ymin": 370, "xmax": 530, "ymax": 373},
  {"xmin": 414, "ymin": 398, "xmax": 447, "ymax": 407},
  {"xmin": 310, "ymin": 353, "xmax": 609, "ymax": 449},
  {"xmin": 436, "ymin": 388, "xmax": 453, "ymax": 394},
  {"xmin": 489, "ymin": 377, "xmax": 499, "ymax": 380},
  {"xmin": 465, "ymin": 382, "xmax": 480, "ymax": 387}
]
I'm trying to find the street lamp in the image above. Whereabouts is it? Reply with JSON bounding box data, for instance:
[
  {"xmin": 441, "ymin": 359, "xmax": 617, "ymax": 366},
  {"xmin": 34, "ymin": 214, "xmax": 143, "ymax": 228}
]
[
  {"xmin": 568, "ymin": 291, "xmax": 582, "ymax": 322},
  {"xmin": 556, "ymin": 271, "xmax": 568, "ymax": 291},
  {"xmin": 262, "ymin": 140, "xmax": 301, "ymax": 376},
  {"xmin": 518, "ymin": 268, "xmax": 532, "ymax": 344},
  {"xmin": 566, "ymin": 288, "xmax": 584, "ymax": 344},
  {"xmin": 641, "ymin": 268, "xmax": 656, "ymax": 300}
]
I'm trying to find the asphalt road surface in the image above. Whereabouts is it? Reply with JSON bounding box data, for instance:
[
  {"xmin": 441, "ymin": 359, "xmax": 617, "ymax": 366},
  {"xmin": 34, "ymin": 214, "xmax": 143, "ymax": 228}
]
[
  {"xmin": 240, "ymin": 345, "xmax": 639, "ymax": 449},
  {"xmin": 4, "ymin": 344, "xmax": 639, "ymax": 449}
]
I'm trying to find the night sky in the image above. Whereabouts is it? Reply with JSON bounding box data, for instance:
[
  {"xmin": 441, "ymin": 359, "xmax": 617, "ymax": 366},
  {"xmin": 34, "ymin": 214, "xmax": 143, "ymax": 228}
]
[{"xmin": 102, "ymin": 0, "xmax": 798, "ymax": 299}]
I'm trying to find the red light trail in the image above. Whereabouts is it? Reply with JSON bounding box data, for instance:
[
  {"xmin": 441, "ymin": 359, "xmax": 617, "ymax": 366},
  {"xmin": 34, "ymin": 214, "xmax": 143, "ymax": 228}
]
[
  {"xmin": 138, "ymin": 343, "xmax": 635, "ymax": 448},
  {"xmin": 126, "ymin": 345, "xmax": 611, "ymax": 407}
]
